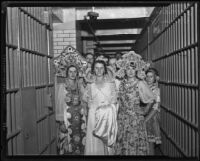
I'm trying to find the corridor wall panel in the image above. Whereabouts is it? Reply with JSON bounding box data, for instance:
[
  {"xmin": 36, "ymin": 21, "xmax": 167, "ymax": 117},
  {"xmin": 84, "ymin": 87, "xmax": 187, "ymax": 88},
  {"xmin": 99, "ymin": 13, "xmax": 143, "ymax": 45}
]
[{"xmin": 135, "ymin": 2, "xmax": 199, "ymax": 158}]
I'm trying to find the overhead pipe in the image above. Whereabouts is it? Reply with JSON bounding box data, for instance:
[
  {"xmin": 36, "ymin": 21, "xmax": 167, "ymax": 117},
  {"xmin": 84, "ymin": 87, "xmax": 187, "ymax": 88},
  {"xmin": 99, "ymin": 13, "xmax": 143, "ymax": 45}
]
[{"xmin": 84, "ymin": 9, "xmax": 105, "ymax": 55}]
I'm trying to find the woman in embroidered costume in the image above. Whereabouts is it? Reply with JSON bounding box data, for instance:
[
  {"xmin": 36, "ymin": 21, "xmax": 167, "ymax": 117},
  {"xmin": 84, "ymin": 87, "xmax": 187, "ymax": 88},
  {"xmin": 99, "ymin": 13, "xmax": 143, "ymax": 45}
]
[
  {"xmin": 114, "ymin": 51, "xmax": 155, "ymax": 155},
  {"xmin": 145, "ymin": 68, "xmax": 162, "ymax": 155},
  {"xmin": 82, "ymin": 59, "xmax": 118, "ymax": 155},
  {"xmin": 54, "ymin": 46, "xmax": 88, "ymax": 155}
]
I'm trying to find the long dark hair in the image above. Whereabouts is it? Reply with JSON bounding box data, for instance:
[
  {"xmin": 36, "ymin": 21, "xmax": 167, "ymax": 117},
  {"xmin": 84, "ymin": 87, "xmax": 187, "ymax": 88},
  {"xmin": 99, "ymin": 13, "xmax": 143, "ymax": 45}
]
[{"xmin": 91, "ymin": 60, "xmax": 108, "ymax": 75}]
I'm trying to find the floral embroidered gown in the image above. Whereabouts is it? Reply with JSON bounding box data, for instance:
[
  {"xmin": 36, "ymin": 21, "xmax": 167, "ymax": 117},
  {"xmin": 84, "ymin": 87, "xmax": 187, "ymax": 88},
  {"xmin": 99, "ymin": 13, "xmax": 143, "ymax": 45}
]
[
  {"xmin": 115, "ymin": 80, "xmax": 155, "ymax": 155},
  {"xmin": 146, "ymin": 83, "xmax": 162, "ymax": 144},
  {"xmin": 56, "ymin": 79, "xmax": 87, "ymax": 155}
]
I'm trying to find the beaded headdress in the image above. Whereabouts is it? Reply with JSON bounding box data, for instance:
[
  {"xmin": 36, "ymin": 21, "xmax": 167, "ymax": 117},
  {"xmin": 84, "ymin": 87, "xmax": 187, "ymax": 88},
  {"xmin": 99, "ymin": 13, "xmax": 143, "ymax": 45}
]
[
  {"xmin": 53, "ymin": 45, "xmax": 88, "ymax": 77},
  {"xmin": 116, "ymin": 50, "xmax": 150, "ymax": 79}
]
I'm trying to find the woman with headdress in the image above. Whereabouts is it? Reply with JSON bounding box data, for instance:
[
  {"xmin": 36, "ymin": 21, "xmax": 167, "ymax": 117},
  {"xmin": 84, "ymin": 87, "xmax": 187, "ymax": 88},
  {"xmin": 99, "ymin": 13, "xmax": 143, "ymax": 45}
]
[
  {"xmin": 54, "ymin": 46, "xmax": 88, "ymax": 155},
  {"xmin": 82, "ymin": 58, "xmax": 118, "ymax": 155},
  {"xmin": 145, "ymin": 68, "xmax": 162, "ymax": 155},
  {"xmin": 114, "ymin": 51, "xmax": 155, "ymax": 155}
]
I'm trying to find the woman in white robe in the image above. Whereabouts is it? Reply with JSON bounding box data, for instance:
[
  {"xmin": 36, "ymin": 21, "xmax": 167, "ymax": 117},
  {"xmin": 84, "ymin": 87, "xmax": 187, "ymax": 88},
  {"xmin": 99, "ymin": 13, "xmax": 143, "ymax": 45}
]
[{"xmin": 82, "ymin": 60, "xmax": 118, "ymax": 155}]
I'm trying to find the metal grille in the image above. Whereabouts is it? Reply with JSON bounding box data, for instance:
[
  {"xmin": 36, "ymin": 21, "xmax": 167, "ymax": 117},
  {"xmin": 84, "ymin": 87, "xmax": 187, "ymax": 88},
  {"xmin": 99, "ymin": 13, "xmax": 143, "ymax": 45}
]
[
  {"xmin": 135, "ymin": 2, "xmax": 198, "ymax": 158},
  {"xmin": 6, "ymin": 7, "xmax": 56, "ymax": 155}
]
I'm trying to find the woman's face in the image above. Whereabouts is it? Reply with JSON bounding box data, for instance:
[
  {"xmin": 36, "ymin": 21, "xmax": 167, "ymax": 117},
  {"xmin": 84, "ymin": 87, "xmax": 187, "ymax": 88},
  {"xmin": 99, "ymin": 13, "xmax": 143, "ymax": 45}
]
[
  {"xmin": 94, "ymin": 62, "xmax": 105, "ymax": 77},
  {"xmin": 146, "ymin": 72, "xmax": 155, "ymax": 85},
  {"xmin": 68, "ymin": 66, "xmax": 77, "ymax": 80},
  {"xmin": 126, "ymin": 66, "xmax": 136, "ymax": 78},
  {"xmin": 86, "ymin": 54, "xmax": 94, "ymax": 65},
  {"xmin": 109, "ymin": 58, "xmax": 116, "ymax": 68}
]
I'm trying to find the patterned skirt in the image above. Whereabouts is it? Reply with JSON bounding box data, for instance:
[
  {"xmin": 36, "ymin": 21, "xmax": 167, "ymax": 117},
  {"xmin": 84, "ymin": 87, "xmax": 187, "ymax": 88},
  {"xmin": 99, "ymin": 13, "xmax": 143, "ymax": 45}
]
[
  {"xmin": 146, "ymin": 112, "xmax": 162, "ymax": 144},
  {"xmin": 115, "ymin": 110, "xmax": 149, "ymax": 155}
]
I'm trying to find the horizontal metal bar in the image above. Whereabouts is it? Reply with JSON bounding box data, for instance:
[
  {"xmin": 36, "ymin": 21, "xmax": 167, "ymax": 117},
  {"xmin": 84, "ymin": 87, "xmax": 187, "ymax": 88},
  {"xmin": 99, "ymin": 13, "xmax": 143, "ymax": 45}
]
[
  {"xmin": 39, "ymin": 136, "xmax": 56, "ymax": 154},
  {"xmin": 161, "ymin": 105, "xmax": 198, "ymax": 130},
  {"xmin": 40, "ymin": 144, "xmax": 49, "ymax": 154},
  {"xmin": 36, "ymin": 114, "xmax": 48, "ymax": 123},
  {"xmin": 139, "ymin": 45, "xmax": 148, "ymax": 54},
  {"xmin": 50, "ymin": 136, "xmax": 56, "ymax": 145},
  {"xmin": 7, "ymin": 128, "xmax": 21, "ymax": 140},
  {"xmin": 35, "ymin": 83, "xmax": 54, "ymax": 89},
  {"xmin": 47, "ymin": 83, "xmax": 54, "ymax": 87},
  {"xmin": 149, "ymin": 2, "xmax": 196, "ymax": 46},
  {"xmin": 160, "ymin": 127, "xmax": 186, "ymax": 157},
  {"xmin": 20, "ymin": 47, "xmax": 45, "ymax": 57},
  {"xmin": 6, "ymin": 44, "xmax": 53, "ymax": 59},
  {"xmin": 49, "ymin": 111, "xmax": 55, "ymax": 116},
  {"xmin": 159, "ymin": 80, "xmax": 198, "ymax": 88},
  {"xmin": 6, "ymin": 88, "xmax": 19, "ymax": 93},
  {"xmin": 19, "ymin": 7, "xmax": 45, "ymax": 26},
  {"xmin": 20, "ymin": 47, "xmax": 53, "ymax": 59},
  {"xmin": 6, "ymin": 43, "xmax": 18, "ymax": 49},
  {"xmin": 153, "ymin": 42, "xmax": 198, "ymax": 62},
  {"xmin": 19, "ymin": 8, "xmax": 52, "ymax": 32},
  {"xmin": 46, "ymin": 55, "xmax": 53, "ymax": 59}
]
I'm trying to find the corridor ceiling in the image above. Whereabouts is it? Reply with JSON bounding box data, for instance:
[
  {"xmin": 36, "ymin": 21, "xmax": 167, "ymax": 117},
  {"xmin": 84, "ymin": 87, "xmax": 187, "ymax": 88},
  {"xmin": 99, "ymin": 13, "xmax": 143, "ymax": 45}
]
[{"xmin": 76, "ymin": 7, "xmax": 155, "ymax": 55}]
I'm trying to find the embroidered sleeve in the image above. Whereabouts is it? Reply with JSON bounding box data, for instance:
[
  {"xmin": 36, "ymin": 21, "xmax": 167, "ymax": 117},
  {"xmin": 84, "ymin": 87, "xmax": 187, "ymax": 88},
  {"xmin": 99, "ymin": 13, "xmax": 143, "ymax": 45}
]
[
  {"xmin": 82, "ymin": 83, "xmax": 92, "ymax": 107},
  {"xmin": 110, "ymin": 82, "xmax": 118, "ymax": 104},
  {"xmin": 155, "ymin": 88, "xmax": 161, "ymax": 103},
  {"xmin": 138, "ymin": 80, "xmax": 155, "ymax": 103},
  {"xmin": 55, "ymin": 83, "xmax": 68, "ymax": 121},
  {"xmin": 118, "ymin": 81, "xmax": 125, "ymax": 107},
  {"xmin": 152, "ymin": 88, "xmax": 161, "ymax": 111}
]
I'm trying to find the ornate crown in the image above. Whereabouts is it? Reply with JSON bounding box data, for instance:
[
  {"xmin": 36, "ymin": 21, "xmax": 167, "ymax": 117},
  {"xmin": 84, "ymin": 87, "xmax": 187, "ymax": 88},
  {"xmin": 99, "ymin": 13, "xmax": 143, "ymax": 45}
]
[
  {"xmin": 53, "ymin": 45, "xmax": 88, "ymax": 77},
  {"xmin": 116, "ymin": 51, "xmax": 150, "ymax": 79}
]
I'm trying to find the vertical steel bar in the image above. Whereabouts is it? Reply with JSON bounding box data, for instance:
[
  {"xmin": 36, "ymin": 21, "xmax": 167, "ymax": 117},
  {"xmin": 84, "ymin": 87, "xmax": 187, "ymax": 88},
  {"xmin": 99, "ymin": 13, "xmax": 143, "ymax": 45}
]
[
  {"xmin": 28, "ymin": 15, "xmax": 31, "ymax": 50},
  {"xmin": 24, "ymin": 12, "xmax": 27, "ymax": 49},
  {"xmin": 185, "ymin": 51, "xmax": 188, "ymax": 84},
  {"xmin": 180, "ymin": 14, "xmax": 184, "ymax": 48},
  {"xmin": 36, "ymin": 55, "xmax": 38, "ymax": 86},
  {"xmin": 183, "ymin": 12, "xmax": 187, "ymax": 47},
  {"xmin": 187, "ymin": 8, "xmax": 191, "ymax": 46},
  {"xmin": 6, "ymin": 47, "xmax": 10, "ymax": 90},
  {"xmin": 33, "ymin": 19, "xmax": 36, "ymax": 52},
  {"xmin": 14, "ymin": 50, "xmax": 18, "ymax": 89},
  {"xmin": 33, "ymin": 53, "xmax": 36, "ymax": 86},
  {"xmin": 26, "ymin": 52, "xmax": 29, "ymax": 87},
  {"xmin": 9, "ymin": 48, "xmax": 14, "ymax": 89},
  {"xmin": 31, "ymin": 17, "xmax": 33, "ymax": 51},
  {"xmin": 191, "ymin": 5, "xmax": 194, "ymax": 45},
  {"xmin": 7, "ymin": 93, "xmax": 12, "ymax": 155},
  {"xmin": 195, "ymin": 47, "xmax": 198, "ymax": 84},
  {"xmin": 11, "ymin": 93, "xmax": 16, "ymax": 154},
  {"xmin": 195, "ymin": 86, "xmax": 198, "ymax": 126},
  {"xmin": 31, "ymin": 53, "xmax": 33, "ymax": 87},
  {"xmin": 191, "ymin": 88, "xmax": 195, "ymax": 125},
  {"xmin": 178, "ymin": 18, "xmax": 180, "ymax": 49}
]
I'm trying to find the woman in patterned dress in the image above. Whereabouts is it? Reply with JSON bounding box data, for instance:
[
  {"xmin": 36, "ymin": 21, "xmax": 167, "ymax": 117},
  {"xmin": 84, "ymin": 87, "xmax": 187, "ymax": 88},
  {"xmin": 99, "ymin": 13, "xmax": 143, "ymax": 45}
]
[
  {"xmin": 145, "ymin": 68, "xmax": 162, "ymax": 155},
  {"xmin": 56, "ymin": 65, "xmax": 87, "ymax": 155},
  {"xmin": 115, "ymin": 51, "xmax": 155, "ymax": 155},
  {"xmin": 54, "ymin": 46, "xmax": 88, "ymax": 155}
]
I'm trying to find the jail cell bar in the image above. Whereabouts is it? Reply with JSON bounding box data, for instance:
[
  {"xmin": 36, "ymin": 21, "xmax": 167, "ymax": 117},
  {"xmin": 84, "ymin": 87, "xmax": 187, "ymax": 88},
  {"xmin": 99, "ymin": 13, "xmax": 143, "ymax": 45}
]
[
  {"xmin": 6, "ymin": 7, "xmax": 56, "ymax": 155},
  {"xmin": 135, "ymin": 2, "xmax": 198, "ymax": 158}
]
